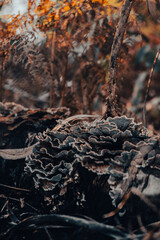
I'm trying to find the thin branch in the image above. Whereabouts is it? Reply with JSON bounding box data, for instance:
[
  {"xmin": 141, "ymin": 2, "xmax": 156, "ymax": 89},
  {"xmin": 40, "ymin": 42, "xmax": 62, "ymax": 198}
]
[
  {"xmin": 106, "ymin": 0, "xmax": 135, "ymax": 117},
  {"xmin": 61, "ymin": 50, "xmax": 68, "ymax": 107},
  {"xmin": 0, "ymin": 50, "xmax": 4, "ymax": 102},
  {"xmin": 0, "ymin": 183, "xmax": 30, "ymax": 192},
  {"xmin": 50, "ymin": 30, "xmax": 56, "ymax": 108},
  {"xmin": 103, "ymin": 190, "xmax": 131, "ymax": 219},
  {"xmin": 142, "ymin": 48, "xmax": 160, "ymax": 127},
  {"xmin": 0, "ymin": 199, "xmax": 8, "ymax": 213},
  {"xmin": 0, "ymin": 194, "xmax": 39, "ymax": 212},
  {"xmin": 44, "ymin": 227, "xmax": 54, "ymax": 240},
  {"xmin": 50, "ymin": 9, "xmax": 60, "ymax": 108}
]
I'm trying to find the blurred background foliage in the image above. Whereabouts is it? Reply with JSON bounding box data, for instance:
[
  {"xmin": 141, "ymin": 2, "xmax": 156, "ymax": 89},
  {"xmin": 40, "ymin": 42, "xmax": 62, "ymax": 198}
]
[{"xmin": 0, "ymin": 0, "xmax": 160, "ymax": 131}]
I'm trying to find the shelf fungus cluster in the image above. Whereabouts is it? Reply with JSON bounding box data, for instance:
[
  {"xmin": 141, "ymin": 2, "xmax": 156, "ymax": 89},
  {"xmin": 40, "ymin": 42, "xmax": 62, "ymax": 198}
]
[
  {"xmin": 0, "ymin": 102, "xmax": 70, "ymax": 148},
  {"xmin": 0, "ymin": 102, "xmax": 70, "ymax": 186},
  {"xmin": 25, "ymin": 116, "xmax": 160, "ymax": 213}
]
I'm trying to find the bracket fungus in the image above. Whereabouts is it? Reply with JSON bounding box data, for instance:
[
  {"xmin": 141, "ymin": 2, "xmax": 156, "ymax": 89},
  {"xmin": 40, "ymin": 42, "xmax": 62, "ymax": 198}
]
[
  {"xmin": 0, "ymin": 102, "xmax": 70, "ymax": 148},
  {"xmin": 0, "ymin": 102, "xmax": 70, "ymax": 186},
  {"xmin": 25, "ymin": 115, "xmax": 160, "ymax": 214}
]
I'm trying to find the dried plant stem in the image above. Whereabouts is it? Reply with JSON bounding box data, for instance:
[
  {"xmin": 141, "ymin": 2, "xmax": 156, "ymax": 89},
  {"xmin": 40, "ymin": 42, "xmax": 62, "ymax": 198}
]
[
  {"xmin": 61, "ymin": 21, "xmax": 75, "ymax": 107},
  {"xmin": 103, "ymin": 190, "xmax": 131, "ymax": 218},
  {"xmin": 0, "ymin": 53, "xmax": 4, "ymax": 102},
  {"xmin": 143, "ymin": 49, "xmax": 160, "ymax": 127},
  {"xmin": 50, "ymin": 31, "xmax": 56, "ymax": 108},
  {"xmin": 106, "ymin": 0, "xmax": 135, "ymax": 117},
  {"xmin": 0, "ymin": 183, "xmax": 30, "ymax": 192},
  {"xmin": 61, "ymin": 50, "xmax": 68, "ymax": 107}
]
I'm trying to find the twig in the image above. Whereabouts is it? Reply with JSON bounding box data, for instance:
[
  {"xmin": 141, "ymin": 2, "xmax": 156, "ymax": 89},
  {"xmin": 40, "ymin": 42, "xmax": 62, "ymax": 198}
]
[
  {"xmin": 50, "ymin": 30, "xmax": 56, "ymax": 108},
  {"xmin": 106, "ymin": 0, "xmax": 135, "ymax": 117},
  {"xmin": 44, "ymin": 227, "xmax": 54, "ymax": 240},
  {"xmin": 0, "ymin": 183, "xmax": 30, "ymax": 192},
  {"xmin": 61, "ymin": 20, "xmax": 75, "ymax": 107},
  {"xmin": 1, "ymin": 213, "xmax": 128, "ymax": 240},
  {"xmin": 133, "ymin": 221, "xmax": 160, "ymax": 240},
  {"xmin": 50, "ymin": 9, "xmax": 60, "ymax": 107},
  {"xmin": 137, "ymin": 215, "xmax": 147, "ymax": 234},
  {"xmin": 0, "ymin": 199, "xmax": 8, "ymax": 213},
  {"xmin": 61, "ymin": 50, "xmax": 68, "ymax": 107},
  {"xmin": 131, "ymin": 187, "xmax": 160, "ymax": 216},
  {"xmin": 0, "ymin": 194, "xmax": 39, "ymax": 212},
  {"xmin": 0, "ymin": 49, "xmax": 4, "ymax": 101},
  {"xmin": 7, "ymin": 205, "xmax": 20, "ymax": 224},
  {"xmin": 103, "ymin": 191, "xmax": 131, "ymax": 218},
  {"xmin": 142, "ymin": 48, "xmax": 160, "ymax": 127}
]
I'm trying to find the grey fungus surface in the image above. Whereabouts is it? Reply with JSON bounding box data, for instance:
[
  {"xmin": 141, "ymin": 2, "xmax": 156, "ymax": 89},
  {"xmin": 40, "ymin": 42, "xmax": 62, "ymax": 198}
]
[
  {"xmin": 0, "ymin": 102, "xmax": 70, "ymax": 149},
  {"xmin": 0, "ymin": 102, "xmax": 71, "ymax": 187},
  {"xmin": 25, "ymin": 115, "xmax": 160, "ymax": 212}
]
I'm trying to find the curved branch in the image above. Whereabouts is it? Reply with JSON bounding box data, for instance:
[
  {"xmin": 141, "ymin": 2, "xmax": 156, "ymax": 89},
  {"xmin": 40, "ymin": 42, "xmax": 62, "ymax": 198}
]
[{"xmin": 2, "ymin": 214, "xmax": 128, "ymax": 240}]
